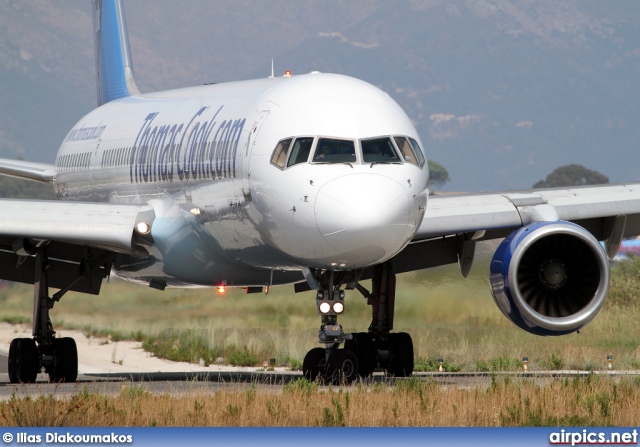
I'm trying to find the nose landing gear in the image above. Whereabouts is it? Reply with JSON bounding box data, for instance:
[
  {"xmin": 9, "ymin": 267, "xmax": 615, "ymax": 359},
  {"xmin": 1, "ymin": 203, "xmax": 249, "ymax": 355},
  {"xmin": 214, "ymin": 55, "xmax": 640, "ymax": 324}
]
[
  {"xmin": 301, "ymin": 262, "xmax": 414, "ymax": 383},
  {"xmin": 302, "ymin": 270, "xmax": 359, "ymax": 384}
]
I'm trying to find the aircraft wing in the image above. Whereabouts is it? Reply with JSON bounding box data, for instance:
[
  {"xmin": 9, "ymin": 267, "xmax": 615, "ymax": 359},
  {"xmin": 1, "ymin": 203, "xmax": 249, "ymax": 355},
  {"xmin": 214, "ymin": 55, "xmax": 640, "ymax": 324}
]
[
  {"xmin": 0, "ymin": 199, "xmax": 155, "ymax": 294},
  {"xmin": 390, "ymin": 183, "xmax": 640, "ymax": 277},
  {"xmin": 418, "ymin": 183, "xmax": 640, "ymax": 239},
  {"xmin": 0, "ymin": 158, "xmax": 56, "ymax": 183}
]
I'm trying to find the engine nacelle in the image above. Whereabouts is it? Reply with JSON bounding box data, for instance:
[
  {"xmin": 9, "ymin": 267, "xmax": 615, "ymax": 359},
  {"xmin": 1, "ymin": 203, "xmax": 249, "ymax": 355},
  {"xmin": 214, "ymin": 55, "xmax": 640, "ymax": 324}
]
[{"xmin": 489, "ymin": 221, "xmax": 609, "ymax": 336}]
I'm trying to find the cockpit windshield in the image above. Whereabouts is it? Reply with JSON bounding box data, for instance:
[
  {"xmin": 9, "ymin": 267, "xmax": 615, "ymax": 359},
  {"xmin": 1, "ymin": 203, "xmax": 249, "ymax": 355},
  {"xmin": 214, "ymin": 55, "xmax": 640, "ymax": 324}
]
[
  {"xmin": 312, "ymin": 138, "xmax": 356, "ymax": 163},
  {"xmin": 361, "ymin": 137, "xmax": 401, "ymax": 163},
  {"xmin": 269, "ymin": 135, "xmax": 425, "ymax": 170},
  {"xmin": 287, "ymin": 137, "xmax": 314, "ymax": 167}
]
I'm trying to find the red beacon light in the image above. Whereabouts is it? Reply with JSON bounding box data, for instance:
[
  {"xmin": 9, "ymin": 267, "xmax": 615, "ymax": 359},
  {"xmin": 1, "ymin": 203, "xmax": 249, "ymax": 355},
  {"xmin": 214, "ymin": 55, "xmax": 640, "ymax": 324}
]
[{"xmin": 284, "ymin": 70, "xmax": 292, "ymax": 78}]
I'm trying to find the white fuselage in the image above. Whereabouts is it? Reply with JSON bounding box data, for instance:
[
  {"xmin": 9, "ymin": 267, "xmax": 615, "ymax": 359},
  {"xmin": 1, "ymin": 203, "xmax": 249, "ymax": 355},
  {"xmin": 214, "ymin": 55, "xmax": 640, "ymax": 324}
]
[{"xmin": 53, "ymin": 73, "xmax": 429, "ymax": 287}]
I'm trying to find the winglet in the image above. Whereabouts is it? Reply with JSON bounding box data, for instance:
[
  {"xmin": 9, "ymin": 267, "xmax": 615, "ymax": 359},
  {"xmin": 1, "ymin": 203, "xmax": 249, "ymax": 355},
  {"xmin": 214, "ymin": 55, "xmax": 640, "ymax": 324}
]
[{"xmin": 92, "ymin": 0, "xmax": 140, "ymax": 106}]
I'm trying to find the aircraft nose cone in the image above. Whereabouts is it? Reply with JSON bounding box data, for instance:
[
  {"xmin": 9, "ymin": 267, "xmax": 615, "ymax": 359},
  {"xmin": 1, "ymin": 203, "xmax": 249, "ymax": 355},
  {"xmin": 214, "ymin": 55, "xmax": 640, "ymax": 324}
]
[{"xmin": 315, "ymin": 173, "xmax": 413, "ymax": 266}]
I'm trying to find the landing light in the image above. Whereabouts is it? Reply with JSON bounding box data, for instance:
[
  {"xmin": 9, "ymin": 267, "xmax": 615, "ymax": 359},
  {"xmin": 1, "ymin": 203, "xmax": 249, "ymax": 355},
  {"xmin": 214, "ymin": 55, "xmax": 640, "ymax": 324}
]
[
  {"xmin": 136, "ymin": 222, "xmax": 151, "ymax": 235},
  {"xmin": 217, "ymin": 285, "xmax": 226, "ymax": 294},
  {"xmin": 333, "ymin": 302, "xmax": 344, "ymax": 314},
  {"xmin": 319, "ymin": 301, "xmax": 331, "ymax": 314}
]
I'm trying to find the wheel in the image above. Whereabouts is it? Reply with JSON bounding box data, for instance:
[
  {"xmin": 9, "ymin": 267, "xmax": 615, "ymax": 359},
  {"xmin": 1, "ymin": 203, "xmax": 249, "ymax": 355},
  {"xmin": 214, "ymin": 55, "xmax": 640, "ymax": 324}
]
[
  {"xmin": 13, "ymin": 338, "xmax": 39, "ymax": 383},
  {"xmin": 7, "ymin": 339, "xmax": 19, "ymax": 383},
  {"xmin": 49, "ymin": 337, "xmax": 78, "ymax": 383},
  {"xmin": 389, "ymin": 332, "xmax": 414, "ymax": 377},
  {"xmin": 302, "ymin": 347, "xmax": 327, "ymax": 381},
  {"xmin": 326, "ymin": 349, "xmax": 359, "ymax": 384},
  {"xmin": 345, "ymin": 332, "xmax": 376, "ymax": 378}
]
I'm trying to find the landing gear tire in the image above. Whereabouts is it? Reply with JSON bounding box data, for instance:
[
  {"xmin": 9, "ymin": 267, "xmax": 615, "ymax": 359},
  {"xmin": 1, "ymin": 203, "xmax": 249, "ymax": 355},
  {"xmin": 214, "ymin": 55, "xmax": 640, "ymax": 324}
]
[
  {"xmin": 302, "ymin": 347, "xmax": 327, "ymax": 381},
  {"xmin": 345, "ymin": 332, "xmax": 376, "ymax": 378},
  {"xmin": 49, "ymin": 337, "xmax": 78, "ymax": 383},
  {"xmin": 7, "ymin": 339, "xmax": 19, "ymax": 383},
  {"xmin": 326, "ymin": 349, "xmax": 359, "ymax": 384},
  {"xmin": 9, "ymin": 338, "xmax": 39, "ymax": 383},
  {"xmin": 389, "ymin": 332, "xmax": 414, "ymax": 377}
]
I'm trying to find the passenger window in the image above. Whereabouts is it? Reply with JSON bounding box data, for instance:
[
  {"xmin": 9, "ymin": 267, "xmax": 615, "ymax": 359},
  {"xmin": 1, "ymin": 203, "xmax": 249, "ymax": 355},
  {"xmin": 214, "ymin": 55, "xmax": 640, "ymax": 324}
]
[
  {"xmin": 270, "ymin": 138, "xmax": 292, "ymax": 169},
  {"xmin": 393, "ymin": 136, "xmax": 418, "ymax": 166},
  {"xmin": 287, "ymin": 137, "xmax": 314, "ymax": 167},
  {"xmin": 362, "ymin": 137, "xmax": 401, "ymax": 163},
  {"xmin": 408, "ymin": 138, "xmax": 426, "ymax": 167},
  {"xmin": 312, "ymin": 138, "xmax": 356, "ymax": 163}
]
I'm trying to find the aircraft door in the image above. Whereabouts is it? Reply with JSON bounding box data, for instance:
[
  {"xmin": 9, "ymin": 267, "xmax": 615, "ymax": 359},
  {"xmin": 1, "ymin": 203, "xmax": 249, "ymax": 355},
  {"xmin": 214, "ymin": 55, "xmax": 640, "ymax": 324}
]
[{"xmin": 242, "ymin": 110, "xmax": 269, "ymax": 196}]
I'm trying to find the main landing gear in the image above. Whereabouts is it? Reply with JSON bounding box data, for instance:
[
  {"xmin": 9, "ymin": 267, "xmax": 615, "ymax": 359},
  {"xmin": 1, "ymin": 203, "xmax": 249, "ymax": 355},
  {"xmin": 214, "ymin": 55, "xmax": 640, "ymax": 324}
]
[
  {"xmin": 8, "ymin": 246, "xmax": 78, "ymax": 383},
  {"xmin": 302, "ymin": 262, "xmax": 413, "ymax": 384}
]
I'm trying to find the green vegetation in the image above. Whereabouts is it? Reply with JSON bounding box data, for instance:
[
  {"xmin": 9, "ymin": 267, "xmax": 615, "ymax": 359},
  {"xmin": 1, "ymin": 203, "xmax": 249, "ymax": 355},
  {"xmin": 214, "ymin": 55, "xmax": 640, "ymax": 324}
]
[
  {"xmin": 533, "ymin": 164, "xmax": 609, "ymax": 188},
  {"xmin": 608, "ymin": 255, "xmax": 640, "ymax": 307},
  {"xmin": 414, "ymin": 357, "xmax": 461, "ymax": 372},
  {"xmin": 427, "ymin": 160, "xmax": 450, "ymax": 189},
  {"xmin": 475, "ymin": 356, "xmax": 524, "ymax": 372},
  {"xmin": 540, "ymin": 353, "xmax": 565, "ymax": 371},
  {"xmin": 0, "ymin": 176, "xmax": 55, "ymax": 200},
  {"xmin": 2, "ymin": 254, "xmax": 640, "ymax": 371}
]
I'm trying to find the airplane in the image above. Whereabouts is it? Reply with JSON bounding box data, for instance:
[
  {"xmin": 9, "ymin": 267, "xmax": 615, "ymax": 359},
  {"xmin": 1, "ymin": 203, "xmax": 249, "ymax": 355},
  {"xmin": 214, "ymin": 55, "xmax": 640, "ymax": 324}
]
[{"xmin": 2, "ymin": 0, "xmax": 640, "ymax": 384}]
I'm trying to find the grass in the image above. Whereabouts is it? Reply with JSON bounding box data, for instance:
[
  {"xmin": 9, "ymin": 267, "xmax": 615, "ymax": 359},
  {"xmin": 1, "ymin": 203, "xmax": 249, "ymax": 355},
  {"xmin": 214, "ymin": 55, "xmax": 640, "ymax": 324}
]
[
  {"xmin": 1, "ymin": 252, "xmax": 640, "ymax": 371},
  {"xmin": 2, "ymin": 375, "xmax": 640, "ymax": 426}
]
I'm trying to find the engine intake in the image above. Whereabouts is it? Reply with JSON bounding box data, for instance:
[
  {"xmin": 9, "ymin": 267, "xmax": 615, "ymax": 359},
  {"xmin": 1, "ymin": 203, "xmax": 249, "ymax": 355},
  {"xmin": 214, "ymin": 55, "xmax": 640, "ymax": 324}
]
[{"xmin": 489, "ymin": 221, "xmax": 609, "ymax": 336}]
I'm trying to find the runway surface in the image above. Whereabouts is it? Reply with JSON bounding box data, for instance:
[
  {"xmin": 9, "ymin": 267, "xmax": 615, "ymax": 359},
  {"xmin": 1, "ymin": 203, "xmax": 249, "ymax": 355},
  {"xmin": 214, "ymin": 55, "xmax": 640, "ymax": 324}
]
[{"xmin": 2, "ymin": 352, "xmax": 638, "ymax": 399}]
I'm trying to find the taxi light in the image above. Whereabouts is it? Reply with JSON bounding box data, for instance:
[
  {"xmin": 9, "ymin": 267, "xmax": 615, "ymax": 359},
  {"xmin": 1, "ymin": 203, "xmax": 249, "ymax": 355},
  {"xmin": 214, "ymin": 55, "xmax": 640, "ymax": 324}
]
[
  {"xmin": 333, "ymin": 302, "xmax": 344, "ymax": 314},
  {"xmin": 284, "ymin": 70, "xmax": 292, "ymax": 78},
  {"xmin": 319, "ymin": 301, "xmax": 331, "ymax": 314}
]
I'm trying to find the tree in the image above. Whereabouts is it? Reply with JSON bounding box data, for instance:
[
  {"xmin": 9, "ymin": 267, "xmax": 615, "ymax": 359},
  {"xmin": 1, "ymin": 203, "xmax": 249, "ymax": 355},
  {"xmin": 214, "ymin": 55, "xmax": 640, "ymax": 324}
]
[
  {"xmin": 533, "ymin": 164, "xmax": 609, "ymax": 189},
  {"xmin": 428, "ymin": 160, "xmax": 450, "ymax": 189}
]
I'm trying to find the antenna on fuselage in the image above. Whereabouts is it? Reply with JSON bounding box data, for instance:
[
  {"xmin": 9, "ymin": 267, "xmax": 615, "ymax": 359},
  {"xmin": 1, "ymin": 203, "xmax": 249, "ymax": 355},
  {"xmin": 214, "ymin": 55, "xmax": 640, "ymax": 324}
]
[{"xmin": 269, "ymin": 59, "xmax": 274, "ymax": 78}]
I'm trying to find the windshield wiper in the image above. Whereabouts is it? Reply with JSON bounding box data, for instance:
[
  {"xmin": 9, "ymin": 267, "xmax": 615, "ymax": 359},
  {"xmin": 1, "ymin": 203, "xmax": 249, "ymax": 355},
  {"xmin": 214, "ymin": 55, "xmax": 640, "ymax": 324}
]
[{"xmin": 370, "ymin": 161, "xmax": 401, "ymax": 168}]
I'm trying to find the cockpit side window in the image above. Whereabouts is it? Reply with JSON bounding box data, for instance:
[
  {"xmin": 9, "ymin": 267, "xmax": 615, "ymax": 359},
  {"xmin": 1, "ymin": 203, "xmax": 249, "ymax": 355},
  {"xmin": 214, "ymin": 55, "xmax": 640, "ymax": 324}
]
[
  {"xmin": 408, "ymin": 138, "xmax": 426, "ymax": 167},
  {"xmin": 393, "ymin": 136, "xmax": 418, "ymax": 166},
  {"xmin": 362, "ymin": 137, "xmax": 401, "ymax": 163},
  {"xmin": 312, "ymin": 138, "xmax": 356, "ymax": 163},
  {"xmin": 287, "ymin": 137, "xmax": 314, "ymax": 167},
  {"xmin": 270, "ymin": 138, "xmax": 293, "ymax": 169},
  {"xmin": 394, "ymin": 136, "xmax": 425, "ymax": 168}
]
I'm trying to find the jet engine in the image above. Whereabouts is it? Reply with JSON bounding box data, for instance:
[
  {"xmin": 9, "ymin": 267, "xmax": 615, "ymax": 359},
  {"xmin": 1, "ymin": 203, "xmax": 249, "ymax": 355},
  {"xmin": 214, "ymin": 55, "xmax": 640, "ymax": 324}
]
[{"xmin": 489, "ymin": 221, "xmax": 609, "ymax": 336}]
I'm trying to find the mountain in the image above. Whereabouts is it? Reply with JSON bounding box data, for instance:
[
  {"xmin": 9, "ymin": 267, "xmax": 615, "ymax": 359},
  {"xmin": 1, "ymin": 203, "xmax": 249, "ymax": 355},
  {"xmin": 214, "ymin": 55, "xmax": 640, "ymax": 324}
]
[{"xmin": 1, "ymin": 0, "xmax": 639, "ymax": 191}]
